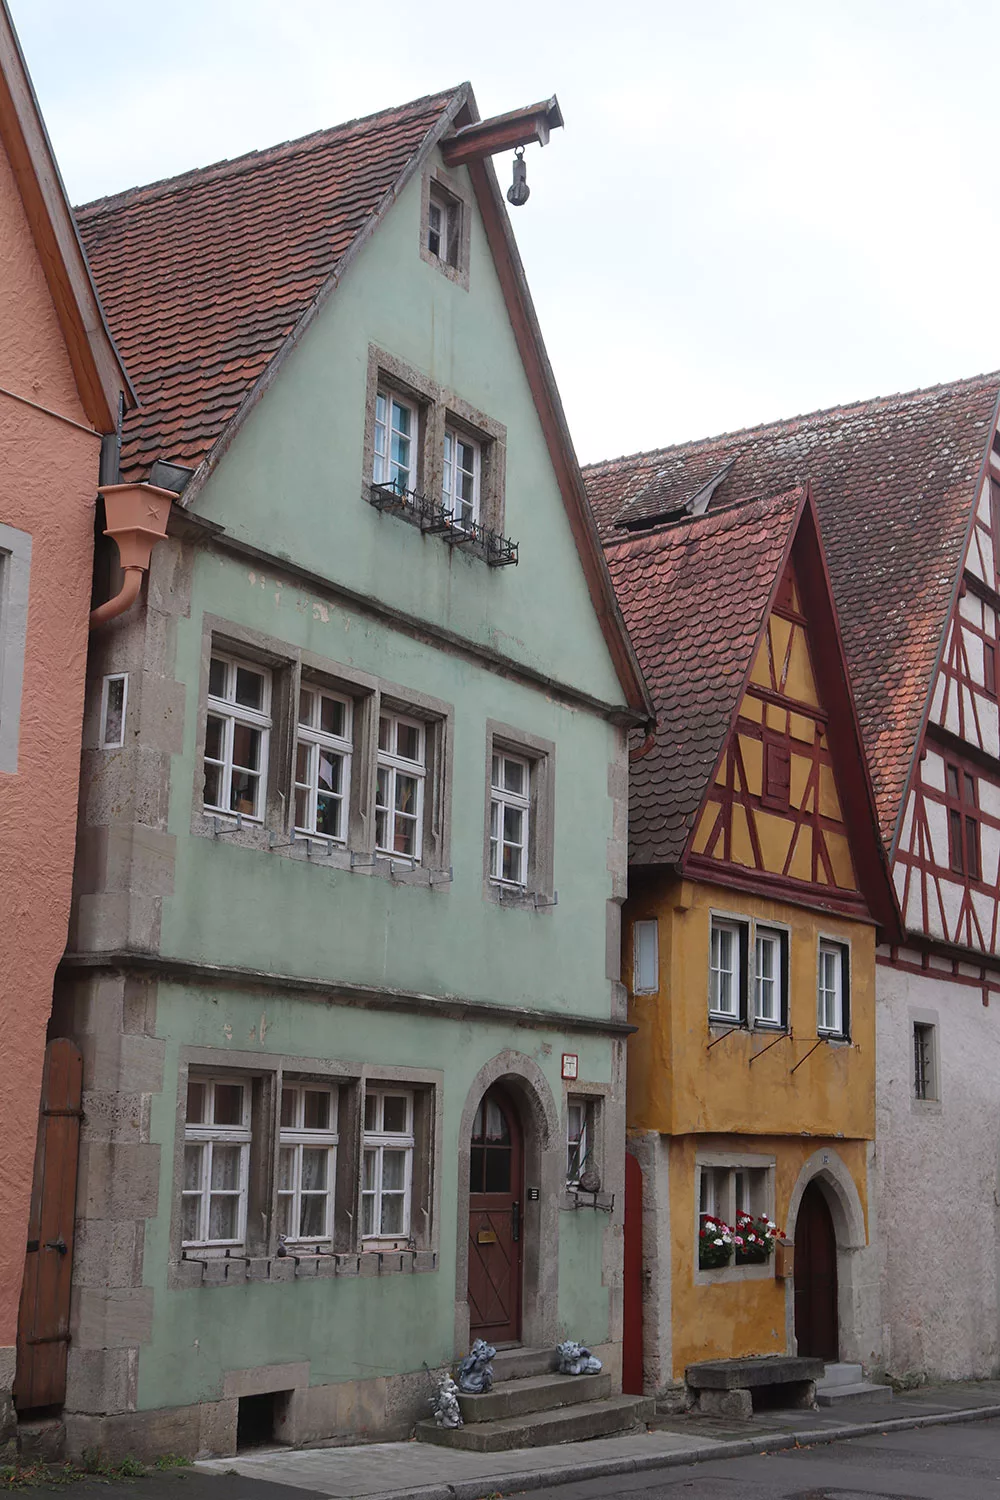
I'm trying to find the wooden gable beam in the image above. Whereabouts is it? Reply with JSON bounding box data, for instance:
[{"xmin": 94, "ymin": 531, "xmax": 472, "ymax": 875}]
[{"xmin": 441, "ymin": 96, "xmax": 563, "ymax": 167}]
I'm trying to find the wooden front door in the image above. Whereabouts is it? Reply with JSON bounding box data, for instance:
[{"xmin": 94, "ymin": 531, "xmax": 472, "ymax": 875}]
[
  {"xmin": 468, "ymin": 1086, "xmax": 522, "ymax": 1342},
  {"xmin": 794, "ymin": 1180, "xmax": 839, "ymax": 1360},
  {"xmin": 15, "ymin": 1039, "xmax": 83, "ymax": 1411}
]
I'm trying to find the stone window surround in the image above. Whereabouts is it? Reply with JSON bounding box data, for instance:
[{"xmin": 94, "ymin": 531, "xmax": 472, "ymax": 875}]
[
  {"xmin": 419, "ymin": 162, "xmax": 472, "ymax": 290},
  {"xmin": 167, "ymin": 1047, "xmax": 442, "ymax": 1290},
  {"xmin": 559, "ymin": 1078, "xmax": 611, "ymax": 1210},
  {"xmin": 695, "ymin": 1149, "xmax": 776, "ymax": 1286},
  {"xmin": 910, "ymin": 1005, "xmax": 942, "ymax": 1114},
  {"xmin": 707, "ymin": 907, "xmax": 791, "ymax": 1032},
  {"xmin": 361, "ymin": 345, "xmax": 507, "ymax": 540},
  {"xmin": 189, "ymin": 614, "xmax": 454, "ymax": 889},
  {"xmin": 0, "ymin": 520, "xmax": 32, "ymax": 774},
  {"xmin": 482, "ymin": 719, "xmax": 556, "ymax": 911}
]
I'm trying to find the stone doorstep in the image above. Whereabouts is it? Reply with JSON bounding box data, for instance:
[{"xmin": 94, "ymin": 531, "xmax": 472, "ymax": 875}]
[
  {"xmin": 459, "ymin": 1372, "xmax": 612, "ymax": 1422},
  {"xmin": 686, "ymin": 1356, "xmax": 826, "ymax": 1390},
  {"xmin": 816, "ymin": 1381, "xmax": 894, "ymax": 1407},
  {"xmin": 490, "ymin": 1346, "xmax": 559, "ymax": 1382},
  {"xmin": 415, "ymin": 1394, "xmax": 654, "ymax": 1452},
  {"xmin": 817, "ymin": 1362, "xmax": 864, "ymax": 1388}
]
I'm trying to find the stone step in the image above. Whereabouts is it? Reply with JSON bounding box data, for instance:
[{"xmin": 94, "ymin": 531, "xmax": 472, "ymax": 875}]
[
  {"xmin": 816, "ymin": 1380, "xmax": 893, "ymax": 1407},
  {"xmin": 490, "ymin": 1346, "xmax": 559, "ymax": 1382},
  {"xmin": 459, "ymin": 1371, "xmax": 612, "ymax": 1422},
  {"xmin": 817, "ymin": 1362, "xmax": 864, "ymax": 1388},
  {"xmin": 16, "ymin": 1416, "xmax": 65, "ymax": 1462},
  {"xmin": 416, "ymin": 1394, "xmax": 653, "ymax": 1452}
]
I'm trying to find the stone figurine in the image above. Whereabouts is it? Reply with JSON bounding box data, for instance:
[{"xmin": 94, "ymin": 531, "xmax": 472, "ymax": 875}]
[
  {"xmin": 457, "ymin": 1338, "xmax": 496, "ymax": 1393},
  {"xmin": 556, "ymin": 1339, "xmax": 603, "ymax": 1375},
  {"xmin": 431, "ymin": 1372, "xmax": 463, "ymax": 1428}
]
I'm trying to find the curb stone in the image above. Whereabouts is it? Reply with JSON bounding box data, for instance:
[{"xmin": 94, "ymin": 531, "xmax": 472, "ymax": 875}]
[{"xmin": 362, "ymin": 1400, "xmax": 1000, "ymax": 1500}]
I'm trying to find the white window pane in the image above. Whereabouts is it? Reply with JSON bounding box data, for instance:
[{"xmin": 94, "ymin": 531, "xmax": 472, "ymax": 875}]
[
  {"xmin": 234, "ymin": 666, "xmax": 264, "ymax": 710},
  {"xmin": 300, "ymin": 1194, "xmax": 327, "ymax": 1239},
  {"xmin": 319, "ymin": 695, "xmax": 346, "ymax": 737},
  {"xmin": 303, "ymin": 1090, "xmax": 331, "ymax": 1130},
  {"xmin": 382, "ymin": 1095, "xmax": 408, "ymax": 1133},
  {"xmin": 186, "ymin": 1080, "xmax": 207, "ymax": 1125},
  {"xmin": 634, "ymin": 921, "xmax": 658, "ymax": 992},
  {"xmin": 210, "ymin": 1144, "xmax": 242, "ymax": 1191},
  {"xmin": 298, "ymin": 688, "xmax": 315, "ymax": 727},
  {"xmin": 208, "ymin": 658, "xmax": 227, "ymax": 697},
  {"xmin": 280, "ymin": 1088, "xmax": 296, "ymax": 1129},
  {"xmin": 380, "ymin": 1193, "xmax": 405, "ymax": 1236},
  {"xmin": 213, "ymin": 1083, "xmax": 244, "ymax": 1127},
  {"xmin": 301, "ymin": 1148, "xmax": 328, "ymax": 1192},
  {"xmin": 208, "ymin": 1194, "xmax": 239, "ymax": 1241},
  {"xmin": 181, "ymin": 1195, "xmax": 201, "ymax": 1243},
  {"xmin": 278, "ymin": 1146, "xmax": 295, "ymax": 1192},
  {"xmin": 183, "ymin": 1143, "xmax": 203, "ymax": 1192},
  {"xmin": 363, "ymin": 1146, "xmax": 377, "ymax": 1189},
  {"xmin": 503, "ymin": 757, "xmax": 524, "ymax": 795},
  {"xmin": 277, "ymin": 1195, "xmax": 294, "ymax": 1239},
  {"xmin": 361, "ymin": 1192, "xmax": 376, "ymax": 1238},
  {"xmin": 364, "ymin": 1094, "xmax": 378, "ymax": 1132},
  {"xmin": 396, "ymin": 721, "xmax": 421, "ymax": 762},
  {"xmin": 381, "ymin": 1150, "xmax": 407, "ymax": 1192}
]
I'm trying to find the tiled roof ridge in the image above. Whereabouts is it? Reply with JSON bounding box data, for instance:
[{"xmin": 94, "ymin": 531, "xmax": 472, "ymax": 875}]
[
  {"xmin": 602, "ymin": 485, "xmax": 805, "ymax": 551},
  {"xmin": 75, "ymin": 83, "xmax": 467, "ymax": 220},
  {"xmin": 583, "ymin": 369, "xmax": 1000, "ymax": 477}
]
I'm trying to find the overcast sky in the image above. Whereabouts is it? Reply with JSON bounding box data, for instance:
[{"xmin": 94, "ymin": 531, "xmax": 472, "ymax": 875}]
[{"xmin": 11, "ymin": 0, "xmax": 1000, "ymax": 464}]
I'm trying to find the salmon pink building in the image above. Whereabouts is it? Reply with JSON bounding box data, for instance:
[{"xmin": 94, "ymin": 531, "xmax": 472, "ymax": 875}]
[{"xmin": 0, "ymin": 1, "xmax": 131, "ymax": 1445}]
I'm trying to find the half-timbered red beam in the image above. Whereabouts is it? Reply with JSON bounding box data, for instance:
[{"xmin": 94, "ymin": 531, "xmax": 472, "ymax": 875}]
[{"xmin": 441, "ymin": 96, "xmax": 564, "ymax": 167}]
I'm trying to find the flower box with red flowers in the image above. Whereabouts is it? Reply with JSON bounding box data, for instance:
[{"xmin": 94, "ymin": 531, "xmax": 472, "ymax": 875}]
[
  {"xmin": 733, "ymin": 1211, "xmax": 783, "ymax": 1265},
  {"xmin": 698, "ymin": 1213, "xmax": 734, "ymax": 1269}
]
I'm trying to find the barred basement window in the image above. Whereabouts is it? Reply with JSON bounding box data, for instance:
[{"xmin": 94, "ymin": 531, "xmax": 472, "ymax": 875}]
[
  {"xmin": 100, "ymin": 673, "xmax": 128, "ymax": 748},
  {"xmin": 913, "ymin": 1022, "xmax": 937, "ymax": 1102}
]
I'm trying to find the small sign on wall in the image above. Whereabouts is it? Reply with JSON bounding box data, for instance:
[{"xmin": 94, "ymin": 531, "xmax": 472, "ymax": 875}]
[{"xmin": 561, "ymin": 1053, "xmax": 579, "ymax": 1080}]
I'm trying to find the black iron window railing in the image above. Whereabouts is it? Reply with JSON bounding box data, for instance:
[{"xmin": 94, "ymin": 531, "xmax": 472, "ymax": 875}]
[{"xmin": 368, "ymin": 482, "xmax": 518, "ymax": 568}]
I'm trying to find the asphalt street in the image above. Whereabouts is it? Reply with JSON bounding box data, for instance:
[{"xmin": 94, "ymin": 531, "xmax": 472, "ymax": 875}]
[{"xmin": 513, "ymin": 1418, "xmax": 1000, "ymax": 1500}]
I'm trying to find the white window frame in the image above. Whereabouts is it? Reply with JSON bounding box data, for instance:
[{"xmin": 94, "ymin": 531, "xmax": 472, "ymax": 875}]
[
  {"xmin": 203, "ymin": 652, "xmax": 272, "ymax": 822},
  {"xmin": 100, "ymin": 672, "xmax": 128, "ymax": 749},
  {"xmin": 818, "ymin": 939, "xmax": 848, "ymax": 1036},
  {"xmin": 0, "ymin": 521, "xmax": 32, "ymax": 774},
  {"xmin": 373, "ymin": 389, "xmax": 417, "ymax": 494},
  {"xmin": 375, "ymin": 712, "xmax": 426, "ymax": 861},
  {"xmin": 633, "ymin": 920, "xmax": 659, "ymax": 994},
  {"xmin": 427, "ymin": 184, "xmax": 460, "ymax": 266},
  {"xmin": 696, "ymin": 1156, "xmax": 773, "ymax": 1239},
  {"xmin": 566, "ymin": 1096, "xmax": 596, "ymax": 1186},
  {"xmin": 294, "ymin": 685, "xmax": 353, "ymax": 842},
  {"xmin": 182, "ymin": 1076, "xmax": 252, "ymax": 1249},
  {"xmin": 709, "ymin": 918, "xmax": 743, "ymax": 1020},
  {"xmin": 278, "ymin": 1083, "xmax": 339, "ymax": 1245},
  {"xmin": 361, "ymin": 1088, "xmax": 414, "ymax": 1244},
  {"xmin": 753, "ymin": 926, "xmax": 786, "ymax": 1027},
  {"xmin": 443, "ymin": 426, "xmax": 481, "ymax": 528},
  {"xmin": 490, "ymin": 750, "xmax": 531, "ymax": 887}
]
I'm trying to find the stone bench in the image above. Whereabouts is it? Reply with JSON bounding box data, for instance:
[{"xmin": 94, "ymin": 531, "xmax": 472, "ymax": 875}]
[{"xmin": 685, "ymin": 1355, "xmax": 825, "ymax": 1420}]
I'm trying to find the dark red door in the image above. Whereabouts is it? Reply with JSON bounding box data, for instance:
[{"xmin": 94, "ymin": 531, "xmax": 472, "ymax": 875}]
[
  {"xmin": 15, "ymin": 1039, "xmax": 83, "ymax": 1410},
  {"xmin": 794, "ymin": 1180, "xmax": 838, "ymax": 1360},
  {"xmin": 622, "ymin": 1152, "xmax": 644, "ymax": 1394},
  {"xmin": 468, "ymin": 1086, "xmax": 522, "ymax": 1342}
]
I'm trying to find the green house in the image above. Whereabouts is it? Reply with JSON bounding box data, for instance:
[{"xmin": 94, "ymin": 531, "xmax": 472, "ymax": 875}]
[{"xmin": 55, "ymin": 86, "xmax": 650, "ymax": 1457}]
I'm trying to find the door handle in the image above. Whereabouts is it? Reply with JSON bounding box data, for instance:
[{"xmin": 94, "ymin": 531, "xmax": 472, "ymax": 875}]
[
  {"xmin": 511, "ymin": 1201, "xmax": 520, "ymax": 1243},
  {"xmin": 44, "ymin": 1238, "xmax": 67, "ymax": 1255}
]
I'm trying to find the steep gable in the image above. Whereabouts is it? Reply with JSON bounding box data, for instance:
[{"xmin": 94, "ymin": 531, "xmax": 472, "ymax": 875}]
[
  {"xmin": 607, "ymin": 488, "xmax": 898, "ymax": 929},
  {"xmin": 586, "ymin": 375, "xmax": 1000, "ymax": 842}
]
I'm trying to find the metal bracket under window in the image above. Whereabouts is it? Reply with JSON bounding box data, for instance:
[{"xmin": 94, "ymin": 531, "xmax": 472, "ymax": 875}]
[
  {"xmin": 570, "ymin": 1188, "xmax": 615, "ymax": 1214},
  {"xmin": 213, "ymin": 813, "xmax": 245, "ymax": 838},
  {"xmin": 428, "ymin": 866, "xmax": 453, "ymax": 886},
  {"xmin": 349, "ymin": 852, "xmax": 379, "ymax": 870}
]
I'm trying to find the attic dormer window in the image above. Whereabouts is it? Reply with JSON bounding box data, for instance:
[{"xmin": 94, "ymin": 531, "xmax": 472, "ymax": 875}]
[
  {"xmin": 421, "ymin": 171, "xmax": 470, "ymax": 288},
  {"xmin": 428, "ymin": 186, "xmax": 460, "ymax": 267}
]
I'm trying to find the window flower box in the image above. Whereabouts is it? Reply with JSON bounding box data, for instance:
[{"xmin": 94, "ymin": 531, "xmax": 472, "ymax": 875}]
[
  {"xmin": 733, "ymin": 1211, "xmax": 782, "ymax": 1265},
  {"xmin": 698, "ymin": 1214, "xmax": 734, "ymax": 1269}
]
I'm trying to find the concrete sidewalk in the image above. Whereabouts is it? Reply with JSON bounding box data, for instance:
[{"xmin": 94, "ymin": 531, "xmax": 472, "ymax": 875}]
[{"xmin": 194, "ymin": 1379, "xmax": 1000, "ymax": 1500}]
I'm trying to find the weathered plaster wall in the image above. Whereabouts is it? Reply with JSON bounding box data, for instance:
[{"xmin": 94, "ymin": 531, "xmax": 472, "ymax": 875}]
[
  {"xmin": 876, "ymin": 957, "xmax": 1000, "ymax": 1380},
  {"xmin": 193, "ymin": 146, "xmax": 625, "ymax": 709},
  {"xmin": 0, "ymin": 139, "xmax": 101, "ymax": 1401},
  {"xmin": 624, "ymin": 877, "xmax": 877, "ymax": 1140}
]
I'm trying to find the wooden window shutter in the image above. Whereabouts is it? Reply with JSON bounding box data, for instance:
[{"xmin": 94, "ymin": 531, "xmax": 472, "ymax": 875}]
[{"xmin": 762, "ymin": 736, "xmax": 792, "ymax": 810}]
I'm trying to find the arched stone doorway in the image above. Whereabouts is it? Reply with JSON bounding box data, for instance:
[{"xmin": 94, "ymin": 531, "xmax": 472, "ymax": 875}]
[
  {"xmin": 786, "ymin": 1148, "xmax": 870, "ymax": 1363},
  {"xmin": 455, "ymin": 1053, "xmax": 560, "ymax": 1352}
]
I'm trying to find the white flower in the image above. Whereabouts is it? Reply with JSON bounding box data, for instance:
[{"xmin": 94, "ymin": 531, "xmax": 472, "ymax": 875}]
[
  {"xmin": 704, "ymin": 1221, "xmax": 717, "ymax": 1234},
  {"xmin": 713, "ymin": 1238, "xmax": 723, "ymax": 1247},
  {"xmin": 748, "ymin": 1233, "xmax": 757, "ymax": 1243}
]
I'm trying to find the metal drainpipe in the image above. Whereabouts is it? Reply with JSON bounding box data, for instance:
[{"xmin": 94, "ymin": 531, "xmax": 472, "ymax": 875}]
[{"xmin": 89, "ymin": 482, "xmax": 175, "ymax": 631}]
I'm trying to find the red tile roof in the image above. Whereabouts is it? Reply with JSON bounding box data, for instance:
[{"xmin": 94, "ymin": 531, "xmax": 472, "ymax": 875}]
[
  {"xmin": 75, "ymin": 89, "xmax": 463, "ymax": 480},
  {"xmin": 586, "ymin": 375, "xmax": 1000, "ymax": 844},
  {"xmin": 605, "ymin": 489, "xmax": 803, "ymax": 865}
]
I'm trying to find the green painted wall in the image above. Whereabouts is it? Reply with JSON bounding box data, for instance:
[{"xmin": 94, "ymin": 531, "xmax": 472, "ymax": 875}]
[
  {"xmin": 137, "ymin": 983, "xmax": 614, "ymax": 1411},
  {"xmin": 192, "ymin": 145, "xmax": 624, "ymax": 708},
  {"xmin": 161, "ymin": 549, "xmax": 620, "ymax": 1015}
]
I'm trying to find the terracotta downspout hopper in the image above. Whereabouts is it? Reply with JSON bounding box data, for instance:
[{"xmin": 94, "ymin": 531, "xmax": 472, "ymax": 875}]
[{"xmin": 89, "ymin": 483, "xmax": 174, "ymax": 629}]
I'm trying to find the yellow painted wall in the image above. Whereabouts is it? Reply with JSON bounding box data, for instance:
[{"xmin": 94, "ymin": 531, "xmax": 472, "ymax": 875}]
[
  {"xmin": 667, "ymin": 1133, "xmax": 869, "ymax": 1376},
  {"xmin": 625, "ymin": 876, "xmax": 876, "ymax": 1140}
]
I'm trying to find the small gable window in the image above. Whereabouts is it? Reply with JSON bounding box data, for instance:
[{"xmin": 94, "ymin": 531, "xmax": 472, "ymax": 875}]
[
  {"xmin": 762, "ymin": 734, "xmax": 791, "ymax": 811},
  {"xmin": 428, "ymin": 184, "xmax": 461, "ymax": 267}
]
